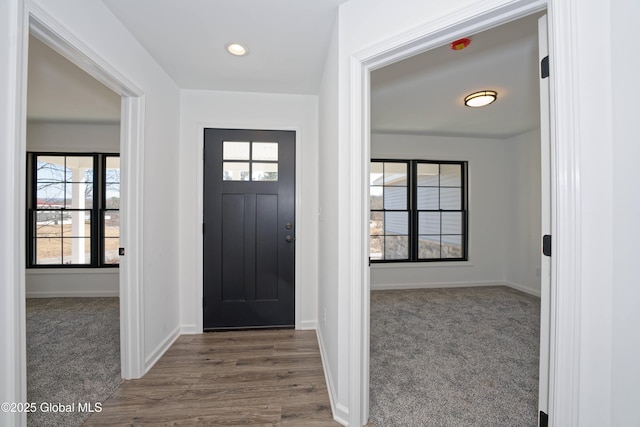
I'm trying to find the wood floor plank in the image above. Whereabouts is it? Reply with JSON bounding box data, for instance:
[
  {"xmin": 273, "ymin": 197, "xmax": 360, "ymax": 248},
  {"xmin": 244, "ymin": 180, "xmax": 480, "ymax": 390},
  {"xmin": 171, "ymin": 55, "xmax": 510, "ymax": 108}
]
[{"xmin": 83, "ymin": 329, "xmax": 341, "ymax": 427}]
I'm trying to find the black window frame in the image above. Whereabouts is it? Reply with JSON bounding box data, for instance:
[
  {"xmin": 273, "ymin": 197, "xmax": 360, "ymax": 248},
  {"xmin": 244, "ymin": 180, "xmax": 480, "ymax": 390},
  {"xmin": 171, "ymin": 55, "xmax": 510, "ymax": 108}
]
[
  {"xmin": 370, "ymin": 159, "xmax": 468, "ymax": 263},
  {"xmin": 26, "ymin": 152, "xmax": 120, "ymax": 269}
]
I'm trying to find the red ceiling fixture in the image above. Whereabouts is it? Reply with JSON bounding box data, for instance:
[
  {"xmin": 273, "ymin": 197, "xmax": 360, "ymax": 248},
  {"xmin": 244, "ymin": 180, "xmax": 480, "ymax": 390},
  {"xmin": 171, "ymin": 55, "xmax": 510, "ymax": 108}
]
[{"xmin": 450, "ymin": 37, "xmax": 471, "ymax": 51}]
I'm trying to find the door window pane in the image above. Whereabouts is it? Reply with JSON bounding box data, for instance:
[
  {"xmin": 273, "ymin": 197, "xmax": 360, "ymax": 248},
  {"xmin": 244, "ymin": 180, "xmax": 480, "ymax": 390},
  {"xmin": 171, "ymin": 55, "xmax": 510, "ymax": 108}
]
[
  {"xmin": 223, "ymin": 141, "xmax": 250, "ymax": 160},
  {"xmin": 223, "ymin": 162, "xmax": 250, "ymax": 181},
  {"xmin": 252, "ymin": 163, "xmax": 278, "ymax": 181},
  {"xmin": 252, "ymin": 142, "xmax": 278, "ymax": 161}
]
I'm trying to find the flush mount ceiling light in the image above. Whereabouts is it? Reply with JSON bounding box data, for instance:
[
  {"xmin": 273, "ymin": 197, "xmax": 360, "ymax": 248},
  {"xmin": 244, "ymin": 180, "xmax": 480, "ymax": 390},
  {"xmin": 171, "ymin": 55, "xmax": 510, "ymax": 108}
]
[
  {"xmin": 464, "ymin": 90, "xmax": 497, "ymax": 107},
  {"xmin": 226, "ymin": 43, "xmax": 248, "ymax": 56}
]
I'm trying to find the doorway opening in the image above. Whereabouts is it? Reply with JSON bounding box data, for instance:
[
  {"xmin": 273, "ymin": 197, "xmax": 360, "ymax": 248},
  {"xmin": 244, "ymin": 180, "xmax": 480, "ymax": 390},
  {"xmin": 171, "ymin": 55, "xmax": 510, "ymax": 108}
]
[
  {"xmin": 13, "ymin": 8, "xmax": 147, "ymax": 424},
  {"xmin": 367, "ymin": 12, "xmax": 547, "ymax": 425},
  {"xmin": 345, "ymin": 2, "xmax": 553, "ymax": 425},
  {"xmin": 24, "ymin": 31, "xmax": 123, "ymax": 426}
]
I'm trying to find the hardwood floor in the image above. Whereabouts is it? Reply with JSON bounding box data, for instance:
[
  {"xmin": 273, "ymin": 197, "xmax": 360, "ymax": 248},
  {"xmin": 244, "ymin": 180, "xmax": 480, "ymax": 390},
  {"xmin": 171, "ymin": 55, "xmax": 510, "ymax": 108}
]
[{"xmin": 83, "ymin": 329, "xmax": 341, "ymax": 426}]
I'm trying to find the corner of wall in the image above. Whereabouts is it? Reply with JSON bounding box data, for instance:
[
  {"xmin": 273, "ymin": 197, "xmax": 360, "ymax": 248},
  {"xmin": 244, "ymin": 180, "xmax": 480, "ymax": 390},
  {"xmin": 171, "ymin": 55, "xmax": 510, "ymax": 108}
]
[{"xmin": 316, "ymin": 327, "xmax": 349, "ymax": 426}]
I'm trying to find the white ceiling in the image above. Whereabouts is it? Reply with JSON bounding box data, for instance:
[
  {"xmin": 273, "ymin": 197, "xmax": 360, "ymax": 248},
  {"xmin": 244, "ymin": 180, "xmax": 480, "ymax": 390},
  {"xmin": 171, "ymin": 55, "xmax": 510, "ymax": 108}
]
[
  {"xmin": 371, "ymin": 12, "xmax": 544, "ymax": 139},
  {"xmin": 102, "ymin": 0, "xmax": 348, "ymax": 94},
  {"xmin": 27, "ymin": 2, "xmax": 543, "ymax": 139}
]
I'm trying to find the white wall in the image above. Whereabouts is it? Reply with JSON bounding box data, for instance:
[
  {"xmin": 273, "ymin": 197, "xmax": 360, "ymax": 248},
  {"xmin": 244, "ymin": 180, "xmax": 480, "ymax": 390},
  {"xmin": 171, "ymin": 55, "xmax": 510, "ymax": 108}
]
[
  {"xmin": 24, "ymin": 0, "xmax": 182, "ymax": 377},
  {"xmin": 317, "ymin": 16, "xmax": 347, "ymax": 423},
  {"xmin": 370, "ymin": 133, "xmax": 508, "ymax": 288},
  {"xmin": 25, "ymin": 121, "xmax": 120, "ymax": 297},
  {"xmin": 504, "ymin": 129, "xmax": 541, "ymax": 295},
  {"xmin": 27, "ymin": 121, "xmax": 119, "ymax": 152},
  {"xmin": 178, "ymin": 89, "xmax": 319, "ymax": 333},
  {"xmin": 611, "ymin": 0, "xmax": 640, "ymax": 424}
]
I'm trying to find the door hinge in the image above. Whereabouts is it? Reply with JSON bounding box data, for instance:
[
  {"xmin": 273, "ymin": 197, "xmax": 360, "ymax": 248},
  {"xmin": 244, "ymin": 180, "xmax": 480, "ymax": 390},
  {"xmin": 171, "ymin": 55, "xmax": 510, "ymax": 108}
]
[
  {"xmin": 543, "ymin": 235, "xmax": 552, "ymax": 257},
  {"xmin": 540, "ymin": 411, "xmax": 548, "ymax": 427},
  {"xmin": 541, "ymin": 56, "xmax": 550, "ymax": 79}
]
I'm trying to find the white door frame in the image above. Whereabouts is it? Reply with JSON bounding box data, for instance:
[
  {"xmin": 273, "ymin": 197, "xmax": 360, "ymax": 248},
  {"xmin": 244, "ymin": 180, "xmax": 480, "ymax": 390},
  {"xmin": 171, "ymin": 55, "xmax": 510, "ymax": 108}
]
[
  {"xmin": 10, "ymin": 3, "xmax": 146, "ymax": 423},
  {"xmin": 348, "ymin": 0, "xmax": 581, "ymax": 425}
]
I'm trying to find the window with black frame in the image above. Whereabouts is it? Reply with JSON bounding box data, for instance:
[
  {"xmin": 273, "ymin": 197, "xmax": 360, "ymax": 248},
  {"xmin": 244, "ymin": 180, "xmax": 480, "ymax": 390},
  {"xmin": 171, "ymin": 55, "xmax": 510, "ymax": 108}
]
[
  {"xmin": 370, "ymin": 159, "xmax": 468, "ymax": 263},
  {"xmin": 27, "ymin": 153, "xmax": 120, "ymax": 267}
]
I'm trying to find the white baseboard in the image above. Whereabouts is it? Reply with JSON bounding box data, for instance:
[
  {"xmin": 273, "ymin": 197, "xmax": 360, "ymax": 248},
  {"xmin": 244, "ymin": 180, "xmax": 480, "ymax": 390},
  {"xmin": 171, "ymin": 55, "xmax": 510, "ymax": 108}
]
[
  {"xmin": 316, "ymin": 328, "xmax": 349, "ymax": 426},
  {"xmin": 503, "ymin": 281, "xmax": 541, "ymax": 297},
  {"xmin": 180, "ymin": 324, "xmax": 201, "ymax": 334},
  {"xmin": 144, "ymin": 325, "xmax": 181, "ymax": 373},
  {"xmin": 298, "ymin": 320, "xmax": 317, "ymax": 330},
  {"xmin": 26, "ymin": 291, "xmax": 119, "ymax": 298},
  {"xmin": 370, "ymin": 280, "xmax": 503, "ymax": 291},
  {"xmin": 371, "ymin": 280, "xmax": 542, "ymax": 298}
]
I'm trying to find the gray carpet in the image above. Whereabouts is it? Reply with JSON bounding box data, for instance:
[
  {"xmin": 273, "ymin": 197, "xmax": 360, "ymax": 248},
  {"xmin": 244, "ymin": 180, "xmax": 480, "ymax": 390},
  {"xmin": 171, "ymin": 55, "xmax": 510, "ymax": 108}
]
[
  {"xmin": 369, "ymin": 286, "xmax": 540, "ymax": 427},
  {"xmin": 26, "ymin": 298, "xmax": 122, "ymax": 427}
]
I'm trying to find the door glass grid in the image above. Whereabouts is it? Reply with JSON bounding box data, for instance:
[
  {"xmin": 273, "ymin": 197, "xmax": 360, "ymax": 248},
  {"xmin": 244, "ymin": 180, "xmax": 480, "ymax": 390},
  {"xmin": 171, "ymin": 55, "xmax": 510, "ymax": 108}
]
[{"xmin": 223, "ymin": 141, "xmax": 279, "ymax": 181}]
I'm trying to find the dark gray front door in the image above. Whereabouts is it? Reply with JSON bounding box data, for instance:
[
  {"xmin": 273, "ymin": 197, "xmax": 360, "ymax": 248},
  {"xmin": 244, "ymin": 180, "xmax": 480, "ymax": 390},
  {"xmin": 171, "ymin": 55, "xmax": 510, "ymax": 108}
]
[{"xmin": 203, "ymin": 129, "xmax": 295, "ymax": 330}]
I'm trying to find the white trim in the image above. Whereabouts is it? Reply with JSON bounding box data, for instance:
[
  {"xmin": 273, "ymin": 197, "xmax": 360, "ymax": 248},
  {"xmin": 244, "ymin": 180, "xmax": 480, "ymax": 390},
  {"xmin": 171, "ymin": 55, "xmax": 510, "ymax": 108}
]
[
  {"xmin": 348, "ymin": 1, "xmax": 550, "ymax": 426},
  {"xmin": 180, "ymin": 324, "xmax": 200, "ymax": 334},
  {"xmin": 371, "ymin": 280, "xmax": 511, "ymax": 291},
  {"xmin": 503, "ymin": 281, "xmax": 542, "ymax": 298},
  {"xmin": 547, "ymin": 1, "xmax": 581, "ymax": 425},
  {"xmin": 144, "ymin": 325, "xmax": 181, "ymax": 372},
  {"xmin": 3, "ymin": 1, "xmax": 28, "ymax": 425},
  {"xmin": 371, "ymin": 280, "xmax": 541, "ymax": 297},
  {"xmin": 119, "ymin": 94, "xmax": 146, "ymax": 379},
  {"xmin": 21, "ymin": 2, "xmax": 147, "ymax": 386},
  {"xmin": 196, "ymin": 123, "xmax": 305, "ymax": 332},
  {"xmin": 316, "ymin": 328, "xmax": 349, "ymax": 426},
  {"xmin": 299, "ymin": 320, "xmax": 317, "ymax": 330},
  {"xmin": 26, "ymin": 291, "xmax": 120, "ymax": 298}
]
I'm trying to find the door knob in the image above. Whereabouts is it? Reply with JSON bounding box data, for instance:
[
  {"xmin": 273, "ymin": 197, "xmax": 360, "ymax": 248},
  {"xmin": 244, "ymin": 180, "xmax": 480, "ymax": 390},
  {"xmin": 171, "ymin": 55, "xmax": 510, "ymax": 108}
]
[{"xmin": 285, "ymin": 235, "xmax": 294, "ymax": 243}]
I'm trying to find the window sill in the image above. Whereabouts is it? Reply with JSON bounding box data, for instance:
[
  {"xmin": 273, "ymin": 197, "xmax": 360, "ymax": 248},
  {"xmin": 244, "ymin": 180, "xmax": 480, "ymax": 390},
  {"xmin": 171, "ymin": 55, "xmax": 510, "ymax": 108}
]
[
  {"xmin": 26, "ymin": 268, "xmax": 119, "ymax": 275},
  {"xmin": 370, "ymin": 261, "xmax": 474, "ymax": 269}
]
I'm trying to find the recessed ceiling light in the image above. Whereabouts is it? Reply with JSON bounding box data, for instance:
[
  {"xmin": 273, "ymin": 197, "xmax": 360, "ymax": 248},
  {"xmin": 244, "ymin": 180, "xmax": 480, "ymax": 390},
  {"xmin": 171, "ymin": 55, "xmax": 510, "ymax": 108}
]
[
  {"xmin": 226, "ymin": 43, "xmax": 248, "ymax": 56},
  {"xmin": 464, "ymin": 90, "xmax": 497, "ymax": 107}
]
